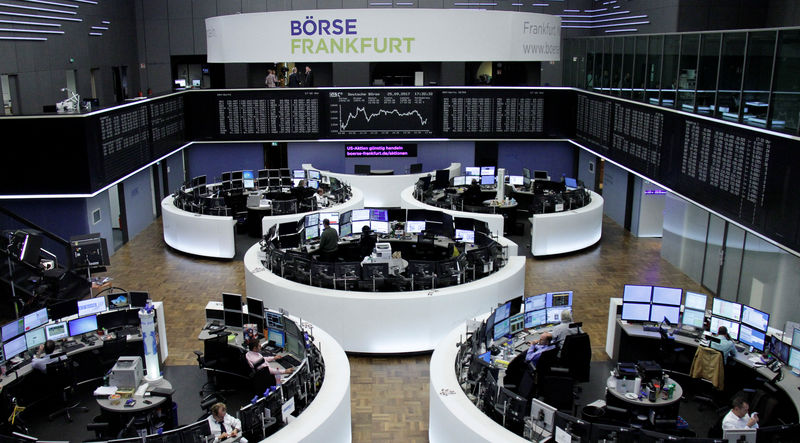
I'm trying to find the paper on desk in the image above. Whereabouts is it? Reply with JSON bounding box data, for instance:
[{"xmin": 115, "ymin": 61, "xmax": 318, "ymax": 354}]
[
  {"xmin": 586, "ymin": 399, "xmax": 606, "ymax": 408},
  {"xmin": 94, "ymin": 386, "xmax": 117, "ymax": 396},
  {"xmin": 554, "ymin": 426, "xmax": 571, "ymax": 443}
]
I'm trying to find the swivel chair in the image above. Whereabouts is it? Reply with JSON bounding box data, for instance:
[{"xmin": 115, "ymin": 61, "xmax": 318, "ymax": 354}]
[
  {"xmin": 310, "ymin": 262, "xmax": 335, "ymax": 289},
  {"xmin": 248, "ymin": 357, "xmax": 278, "ymax": 396},
  {"xmin": 559, "ymin": 332, "xmax": 591, "ymax": 383},
  {"xmin": 46, "ymin": 357, "xmax": 89, "ymax": 422},
  {"xmin": 272, "ymin": 200, "xmax": 297, "ymax": 215},
  {"xmin": 689, "ymin": 346, "xmax": 725, "ymax": 410}
]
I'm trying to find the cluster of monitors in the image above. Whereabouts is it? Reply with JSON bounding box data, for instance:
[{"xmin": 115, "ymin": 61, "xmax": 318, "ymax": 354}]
[
  {"xmin": 1, "ymin": 292, "xmax": 149, "ymax": 363},
  {"xmin": 488, "ymin": 291, "xmax": 574, "ymax": 342},
  {"xmin": 271, "ymin": 207, "xmax": 491, "ymax": 248},
  {"xmin": 212, "ymin": 168, "xmax": 323, "ymax": 191},
  {"xmin": 220, "ymin": 293, "xmax": 306, "ymax": 361},
  {"xmin": 620, "ymin": 285, "xmax": 772, "ymax": 352}
]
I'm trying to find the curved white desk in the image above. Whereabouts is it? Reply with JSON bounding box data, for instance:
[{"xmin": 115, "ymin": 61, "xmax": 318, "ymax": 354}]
[
  {"xmin": 529, "ymin": 190, "xmax": 603, "ymax": 256},
  {"xmin": 303, "ymin": 162, "xmax": 461, "ymax": 207},
  {"xmin": 429, "ymin": 318, "xmax": 528, "ymax": 443},
  {"xmin": 260, "ymin": 186, "xmax": 365, "ymax": 235},
  {"xmin": 245, "ymin": 244, "xmax": 525, "ymax": 353},
  {"xmin": 400, "ymin": 185, "xmax": 506, "ymax": 246},
  {"xmin": 162, "ymin": 196, "xmax": 236, "ymax": 259},
  {"xmin": 267, "ymin": 318, "xmax": 351, "ymax": 443}
]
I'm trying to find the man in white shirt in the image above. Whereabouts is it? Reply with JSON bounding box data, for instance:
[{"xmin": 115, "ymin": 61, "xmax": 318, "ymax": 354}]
[
  {"xmin": 31, "ymin": 340, "xmax": 64, "ymax": 373},
  {"xmin": 722, "ymin": 395, "xmax": 759, "ymax": 431},
  {"xmin": 550, "ymin": 309, "xmax": 578, "ymax": 349},
  {"xmin": 207, "ymin": 402, "xmax": 248, "ymax": 442}
]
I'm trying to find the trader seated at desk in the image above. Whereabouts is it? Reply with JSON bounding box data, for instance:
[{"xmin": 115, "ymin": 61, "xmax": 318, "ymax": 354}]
[
  {"xmin": 314, "ymin": 188, "xmax": 328, "ymax": 207},
  {"xmin": 207, "ymin": 402, "xmax": 248, "ymax": 443},
  {"xmin": 722, "ymin": 395, "xmax": 759, "ymax": 430},
  {"xmin": 462, "ymin": 179, "xmax": 483, "ymax": 205},
  {"xmin": 526, "ymin": 332, "xmax": 556, "ymax": 367},
  {"xmin": 550, "ymin": 309, "xmax": 578, "ymax": 351},
  {"xmin": 31, "ymin": 340, "xmax": 64, "ymax": 374},
  {"xmin": 710, "ymin": 326, "xmax": 737, "ymax": 364},
  {"xmin": 245, "ymin": 339, "xmax": 294, "ymax": 383},
  {"xmin": 359, "ymin": 225, "xmax": 377, "ymax": 258},
  {"xmin": 291, "ymin": 180, "xmax": 313, "ymax": 202},
  {"xmin": 318, "ymin": 218, "xmax": 339, "ymax": 262}
]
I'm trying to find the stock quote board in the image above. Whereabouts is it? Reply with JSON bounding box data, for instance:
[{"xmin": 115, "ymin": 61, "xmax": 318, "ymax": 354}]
[{"xmin": 575, "ymin": 91, "xmax": 800, "ymax": 253}]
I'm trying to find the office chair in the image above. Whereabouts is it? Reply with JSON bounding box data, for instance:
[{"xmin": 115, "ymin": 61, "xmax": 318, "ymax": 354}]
[
  {"xmin": 538, "ymin": 375, "xmax": 576, "ymax": 414},
  {"xmin": 194, "ymin": 335, "xmax": 250, "ymax": 396},
  {"xmin": 559, "ymin": 332, "xmax": 591, "ymax": 383},
  {"xmin": 689, "ymin": 346, "xmax": 725, "ymax": 410},
  {"xmin": 310, "ymin": 262, "xmax": 335, "ymax": 289},
  {"xmin": 658, "ymin": 328, "xmax": 686, "ymax": 373},
  {"xmin": 248, "ymin": 358, "xmax": 278, "ymax": 396},
  {"xmin": 46, "ymin": 357, "xmax": 89, "ymax": 422},
  {"xmin": 272, "ymin": 200, "xmax": 297, "ymax": 215}
]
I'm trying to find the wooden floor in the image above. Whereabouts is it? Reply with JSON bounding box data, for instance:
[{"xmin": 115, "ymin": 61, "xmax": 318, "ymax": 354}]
[{"xmin": 102, "ymin": 215, "xmax": 706, "ymax": 442}]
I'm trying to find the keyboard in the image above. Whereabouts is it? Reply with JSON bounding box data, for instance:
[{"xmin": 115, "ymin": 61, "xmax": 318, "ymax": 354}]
[
  {"xmin": 61, "ymin": 342, "xmax": 85, "ymax": 353},
  {"xmin": 673, "ymin": 328, "xmax": 700, "ymax": 339},
  {"xmin": 277, "ymin": 354, "xmax": 302, "ymax": 367}
]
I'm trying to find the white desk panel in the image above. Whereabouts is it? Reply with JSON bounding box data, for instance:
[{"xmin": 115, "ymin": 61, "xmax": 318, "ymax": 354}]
[
  {"xmin": 529, "ymin": 190, "xmax": 603, "ymax": 256},
  {"xmin": 429, "ymin": 319, "xmax": 528, "ymax": 443},
  {"xmin": 161, "ymin": 196, "xmax": 236, "ymax": 259},
  {"xmin": 304, "ymin": 163, "xmax": 461, "ymax": 208},
  {"xmin": 245, "ymin": 244, "xmax": 525, "ymax": 354},
  {"xmin": 260, "ymin": 186, "xmax": 365, "ymax": 236}
]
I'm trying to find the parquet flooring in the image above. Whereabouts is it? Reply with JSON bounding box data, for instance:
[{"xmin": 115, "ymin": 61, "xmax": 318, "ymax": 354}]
[{"xmin": 101, "ymin": 214, "xmax": 706, "ymax": 442}]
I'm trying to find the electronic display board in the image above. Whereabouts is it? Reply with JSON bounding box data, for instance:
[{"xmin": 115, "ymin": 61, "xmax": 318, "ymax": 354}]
[
  {"xmin": 328, "ymin": 89, "xmax": 435, "ymax": 137},
  {"xmin": 441, "ymin": 89, "xmax": 544, "ymax": 137}
]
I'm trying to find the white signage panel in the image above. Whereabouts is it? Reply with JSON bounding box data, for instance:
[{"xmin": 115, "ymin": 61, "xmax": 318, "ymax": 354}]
[{"xmin": 207, "ymin": 9, "xmax": 560, "ymax": 63}]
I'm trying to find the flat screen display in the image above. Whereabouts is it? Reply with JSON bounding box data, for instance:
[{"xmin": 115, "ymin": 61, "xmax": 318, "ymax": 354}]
[
  {"xmin": 480, "ymin": 175, "xmax": 495, "ymax": 186},
  {"xmin": 307, "ymin": 179, "xmax": 319, "ymax": 189},
  {"xmin": 622, "ymin": 285, "xmax": 652, "ymax": 303},
  {"xmin": 741, "ymin": 305, "xmax": 769, "ymax": 332},
  {"xmin": 318, "ymin": 212, "xmax": 339, "ymax": 225},
  {"xmin": 793, "ymin": 328, "xmax": 800, "ymax": 348},
  {"xmin": 769, "ymin": 335, "xmax": 790, "ymax": 364},
  {"xmin": 267, "ymin": 328, "xmax": 285, "ymax": 347},
  {"xmin": 681, "ymin": 308, "xmax": 705, "ymax": 328},
  {"xmin": 371, "ymin": 221, "xmax": 389, "ymax": 234},
  {"xmin": 525, "ymin": 294, "xmax": 547, "ymax": 312},
  {"xmin": 465, "ymin": 167, "xmax": 480, "ymax": 176},
  {"xmin": 352, "ymin": 209, "xmax": 370, "ymax": 221},
  {"xmin": 222, "ymin": 293, "xmax": 243, "ymax": 311},
  {"xmin": 2, "ymin": 319, "xmax": 23, "ymax": 342},
  {"xmin": 305, "ymin": 225, "xmax": 319, "ymax": 240},
  {"xmin": 3, "ymin": 335, "xmax": 26, "ymax": 360},
  {"xmin": 652, "ymin": 287, "xmax": 682, "ymax": 306},
  {"xmin": 339, "ymin": 222, "xmax": 352, "ymax": 237},
  {"xmin": 108, "ymin": 292, "xmax": 129, "ymax": 309},
  {"xmin": 533, "ymin": 170, "xmax": 549, "ymax": 180},
  {"xmin": 509, "ymin": 313, "xmax": 524, "ymax": 334},
  {"xmin": 23, "ymin": 308, "xmax": 48, "ymax": 331},
  {"xmin": 546, "ymin": 307, "xmax": 565, "ymax": 324},
  {"xmin": 292, "ymin": 169, "xmax": 306, "ymax": 179},
  {"xmin": 649, "ymin": 304, "xmax": 680, "ymax": 324},
  {"xmin": 789, "ymin": 347, "xmax": 800, "ymax": 370},
  {"xmin": 684, "ymin": 291, "xmax": 707, "ymax": 311},
  {"xmin": 406, "ymin": 220, "xmax": 426, "ymax": 234},
  {"xmin": 494, "ymin": 302, "xmax": 511, "ymax": 323},
  {"xmin": 480, "ymin": 166, "xmax": 495, "ymax": 176},
  {"xmin": 352, "ymin": 220, "xmax": 370, "ymax": 234},
  {"xmin": 308, "ymin": 170, "xmax": 321, "ymax": 180},
  {"xmin": 621, "ymin": 302, "xmax": 650, "ymax": 322},
  {"xmin": 242, "ymin": 170, "xmax": 255, "ymax": 189},
  {"xmin": 25, "ymin": 327, "xmax": 46, "ymax": 349},
  {"xmin": 508, "ymin": 175, "xmax": 524, "ymax": 186},
  {"xmin": 455, "ymin": 229, "xmax": 475, "ymax": 243},
  {"xmin": 78, "ymin": 296, "xmax": 107, "ymax": 317},
  {"xmin": 710, "ymin": 316, "xmax": 740, "ymax": 340},
  {"xmin": 524, "ymin": 309, "xmax": 547, "ymax": 329},
  {"xmin": 370, "ymin": 209, "xmax": 388, "ymax": 221},
  {"xmin": 305, "ymin": 213, "xmax": 319, "ymax": 227},
  {"xmin": 564, "ymin": 177, "xmax": 578, "ymax": 188},
  {"xmin": 45, "ymin": 322, "xmax": 68, "ymax": 340},
  {"xmin": 738, "ymin": 325, "xmax": 766, "ymax": 352},
  {"xmin": 68, "ymin": 314, "xmax": 98, "ymax": 337},
  {"xmin": 712, "ymin": 298, "xmax": 742, "ymax": 322},
  {"xmin": 453, "ymin": 176, "xmax": 466, "ymax": 186},
  {"xmin": 493, "ymin": 318, "xmax": 510, "ymax": 340},
  {"xmin": 547, "ymin": 291, "xmax": 572, "ymax": 308}
]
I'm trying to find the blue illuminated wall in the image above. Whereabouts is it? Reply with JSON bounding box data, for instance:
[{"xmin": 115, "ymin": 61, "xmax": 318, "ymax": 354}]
[
  {"xmin": 496, "ymin": 141, "xmax": 576, "ymax": 179},
  {"xmin": 122, "ymin": 169, "xmax": 155, "ymax": 241},
  {"xmin": 186, "ymin": 143, "xmax": 264, "ymax": 182}
]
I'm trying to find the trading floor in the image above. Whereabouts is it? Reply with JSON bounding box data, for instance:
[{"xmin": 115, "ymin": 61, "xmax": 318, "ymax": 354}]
[{"xmin": 97, "ymin": 211, "xmax": 706, "ymax": 442}]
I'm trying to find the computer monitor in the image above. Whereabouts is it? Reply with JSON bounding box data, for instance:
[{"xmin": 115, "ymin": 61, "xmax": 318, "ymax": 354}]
[
  {"xmin": 406, "ymin": 220, "xmax": 426, "ymax": 234},
  {"xmin": 493, "ymin": 318, "xmax": 510, "ymax": 340},
  {"xmin": 434, "ymin": 169, "xmax": 450, "ymax": 187},
  {"xmin": 623, "ymin": 285, "xmax": 652, "ymax": 303},
  {"xmin": 621, "ymin": 302, "xmax": 650, "ymax": 322},
  {"xmin": 533, "ymin": 170, "xmax": 549, "ymax": 180},
  {"xmin": 547, "ymin": 291, "xmax": 572, "ymax": 308},
  {"xmin": 590, "ymin": 423, "xmax": 638, "ymax": 442},
  {"xmin": 741, "ymin": 305, "xmax": 769, "ymax": 332},
  {"xmin": 247, "ymin": 297, "xmax": 264, "ymax": 321},
  {"xmin": 308, "ymin": 170, "xmax": 321, "ymax": 180},
  {"xmin": 25, "ymin": 327, "xmax": 46, "ymax": 350},
  {"xmin": 267, "ymin": 328, "xmax": 285, "ymax": 348},
  {"xmin": 371, "ymin": 221, "xmax": 389, "ymax": 234},
  {"xmin": 362, "ymin": 262, "xmax": 389, "ymax": 280},
  {"xmin": 370, "ymin": 209, "xmax": 388, "ymax": 222},
  {"xmin": 509, "ymin": 313, "xmax": 524, "ymax": 334},
  {"xmin": 48, "ymin": 299, "xmax": 79, "ymax": 321},
  {"xmin": 564, "ymin": 177, "xmax": 578, "ymax": 189},
  {"xmin": 453, "ymin": 176, "xmax": 466, "ymax": 186},
  {"xmin": 547, "ymin": 307, "xmax": 568, "ymax": 324},
  {"xmin": 3, "ymin": 335, "xmax": 26, "ymax": 360},
  {"xmin": 129, "ymin": 291, "xmax": 149, "ymax": 308},
  {"xmin": 652, "ymin": 287, "xmax": 682, "ymax": 306},
  {"xmin": 738, "ymin": 324, "xmax": 766, "ymax": 352},
  {"xmin": 224, "ymin": 310, "xmax": 243, "ymax": 328},
  {"xmin": 340, "ymin": 222, "xmax": 353, "ymax": 237},
  {"xmin": 639, "ymin": 429, "xmax": 682, "ymax": 442},
  {"xmin": 712, "ymin": 298, "xmax": 742, "ymax": 322},
  {"xmin": 70, "ymin": 234, "xmax": 110, "ymax": 268},
  {"xmin": 681, "ymin": 308, "xmax": 705, "ymax": 328},
  {"xmin": 292, "ymin": 169, "xmax": 306, "ymax": 179},
  {"xmin": 242, "ymin": 170, "xmax": 255, "ymax": 189},
  {"xmin": 319, "ymin": 212, "xmax": 339, "ymax": 225},
  {"xmin": 480, "ymin": 166, "xmax": 495, "ymax": 176},
  {"xmin": 530, "ymin": 398, "xmax": 556, "ymax": 434},
  {"xmin": 454, "ymin": 229, "xmax": 475, "ymax": 244},
  {"xmin": 68, "ymin": 314, "xmax": 98, "ymax": 337},
  {"xmin": 107, "ymin": 292, "xmax": 129, "ymax": 309},
  {"xmin": 465, "ymin": 167, "xmax": 480, "ymax": 176},
  {"xmin": 307, "ymin": 179, "xmax": 319, "ymax": 189},
  {"xmin": 305, "ymin": 213, "xmax": 320, "ymax": 227},
  {"xmin": 409, "ymin": 163, "xmax": 423, "ymax": 174},
  {"xmin": 97, "ymin": 310, "xmax": 128, "ymax": 331},
  {"xmin": 794, "ymin": 328, "xmax": 800, "ymax": 348},
  {"xmin": 480, "ymin": 175, "xmax": 495, "ymax": 186},
  {"xmin": 524, "ymin": 294, "xmax": 546, "ymax": 313},
  {"xmin": 221, "ymin": 172, "xmax": 232, "ymax": 182},
  {"xmin": 757, "ymin": 424, "xmax": 800, "ymax": 442},
  {"xmin": 352, "ymin": 209, "xmax": 370, "ymax": 221},
  {"xmin": 305, "ymin": 225, "xmax": 319, "ymax": 240},
  {"xmin": 553, "ymin": 412, "xmax": 591, "ymax": 442},
  {"xmin": 231, "ymin": 171, "xmax": 243, "ymax": 180},
  {"xmin": 258, "ymin": 169, "xmax": 269, "ymax": 179},
  {"xmin": 2, "ymin": 318, "xmax": 23, "ymax": 342},
  {"xmin": 524, "ymin": 309, "xmax": 547, "ymax": 329},
  {"xmin": 722, "ymin": 429, "xmax": 756, "ymax": 443},
  {"xmin": 354, "ymin": 164, "xmax": 371, "ymax": 175},
  {"xmin": 78, "ymin": 295, "xmax": 107, "ymax": 317},
  {"xmin": 495, "ymin": 302, "xmax": 511, "ymax": 322},
  {"xmin": 508, "ymin": 175, "xmax": 524, "ymax": 186},
  {"xmin": 684, "ymin": 291, "xmax": 708, "ymax": 311},
  {"xmin": 649, "ymin": 304, "xmax": 680, "ymax": 324},
  {"xmin": 23, "ymin": 308, "xmax": 48, "ymax": 331},
  {"xmin": 222, "ymin": 293, "xmax": 243, "ymax": 311},
  {"xmin": 710, "ymin": 316, "xmax": 740, "ymax": 340},
  {"xmin": 352, "ymin": 220, "xmax": 370, "ymax": 234},
  {"xmin": 45, "ymin": 321, "xmax": 68, "ymax": 340}
]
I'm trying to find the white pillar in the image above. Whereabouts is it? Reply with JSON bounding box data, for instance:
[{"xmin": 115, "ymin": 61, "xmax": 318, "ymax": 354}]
[{"xmin": 139, "ymin": 306, "xmax": 162, "ymax": 384}]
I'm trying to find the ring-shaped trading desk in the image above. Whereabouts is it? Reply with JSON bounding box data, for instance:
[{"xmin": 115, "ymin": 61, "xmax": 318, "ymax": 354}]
[
  {"xmin": 303, "ymin": 162, "xmax": 461, "ymax": 208},
  {"xmin": 244, "ymin": 243, "xmax": 524, "ymax": 353},
  {"xmin": 161, "ymin": 187, "xmax": 363, "ymax": 259}
]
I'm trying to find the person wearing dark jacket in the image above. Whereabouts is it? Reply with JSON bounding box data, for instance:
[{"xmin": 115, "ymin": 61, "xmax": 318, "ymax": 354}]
[
  {"xmin": 288, "ymin": 67, "xmax": 301, "ymax": 87},
  {"xmin": 359, "ymin": 225, "xmax": 377, "ymax": 258},
  {"xmin": 303, "ymin": 66, "xmax": 314, "ymax": 87}
]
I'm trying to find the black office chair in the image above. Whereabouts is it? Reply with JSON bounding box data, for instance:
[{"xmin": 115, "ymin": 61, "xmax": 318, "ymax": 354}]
[
  {"xmin": 538, "ymin": 375, "xmax": 576, "ymax": 414},
  {"xmin": 272, "ymin": 200, "xmax": 297, "ymax": 215},
  {"xmin": 194, "ymin": 334, "xmax": 250, "ymax": 396},
  {"xmin": 94, "ymin": 335, "xmax": 128, "ymax": 375},
  {"xmin": 689, "ymin": 346, "xmax": 725, "ymax": 411},
  {"xmin": 46, "ymin": 357, "xmax": 89, "ymax": 422},
  {"xmin": 559, "ymin": 332, "xmax": 591, "ymax": 383},
  {"xmin": 248, "ymin": 357, "xmax": 278, "ymax": 397}
]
